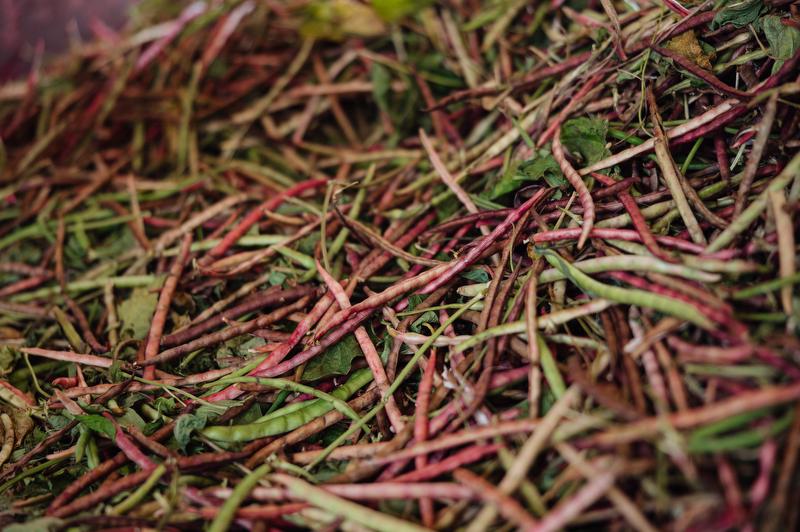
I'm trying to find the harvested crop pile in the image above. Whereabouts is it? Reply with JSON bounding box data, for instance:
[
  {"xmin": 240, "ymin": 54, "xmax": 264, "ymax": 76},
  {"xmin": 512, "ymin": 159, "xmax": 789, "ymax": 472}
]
[{"xmin": 1, "ymin": 0, "xmax": 799, "ymax": 530}]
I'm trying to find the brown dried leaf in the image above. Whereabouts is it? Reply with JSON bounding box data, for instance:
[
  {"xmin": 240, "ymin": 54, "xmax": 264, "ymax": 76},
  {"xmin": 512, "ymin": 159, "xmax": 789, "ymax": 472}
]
[{"xmin": 666, "ymin": 30, "xmax": 715, "ymax": 70}]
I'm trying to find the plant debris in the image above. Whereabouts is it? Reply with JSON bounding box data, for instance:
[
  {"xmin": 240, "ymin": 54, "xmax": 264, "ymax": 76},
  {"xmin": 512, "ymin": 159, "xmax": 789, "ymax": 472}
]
[{"xmin": 1, "ymin": 0, "xmax": 800, "ymax": 530}]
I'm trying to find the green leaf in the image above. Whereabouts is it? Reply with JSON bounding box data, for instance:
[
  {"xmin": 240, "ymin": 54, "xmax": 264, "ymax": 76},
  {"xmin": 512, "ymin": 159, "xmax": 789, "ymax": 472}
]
[
  {"xmin": 76, "ymin": 414, "xmax": 116, "ymax": 441},
  {"xmin": 268, "ymin": 271, "xmax": 287, "ymax": 286},
  {"xmin": 197, "ymin": 400, "xmax": 241, "ymax": 419},
  {"xmin": 143, "ymin": 420, "xmax": 163, "ymax": 436},
  {"xmin": 117, "ymin": 286, "xmax": 158, "ymax": 340},
  {"xmin": 487, "ymin": 149, "xmax": 565, "ymax": 199},
  {"xmin": 461, "ymin": 269, "xmax": 490, "ymax": 283},
  {"xmin": 236, "ymin": 403, "xmax": 264, "ymax": 424},
  {"xmin": 712, "ymin": 0, "xmax": 764, "ymax": 29},
  {"xmin": 216, "ymin": 336, "xmax": 266, "ymax": 366},
  {"xmin": 47, "ymin": 415, "xmax": 70, "ymax": 430},
  {"xmin": 762, "ymin": 15, "xmax": 800, "ymax": 73},
  {"xmin": 519, "ymin": 156, "xmax": 568, "ymax": 188},
  {"xmin": 379, "ymin": 332, "xmax": 391, "ymax": 364},
  {"xmin": 411, "ymin": 310, "xmax": 438, "ymax": 333},
  {"xmin": 405, "ymin": 294, "xmax": 424, "ymax": 312},
  {"xmin": 121, "ymin": 392, "xmax": 149, "ymax": 408},
  {"xmin": 371, "ymin": 63, "xmax": 392, "ymax": 114},
  {"xmin": 174, "ymin": 413, "xmax": 208, "ymax": 451},
  {"xmin": 93, "ymin": 229, "xmax": 136, "ymax": 260},
  {"xmin": 154, "ymin": 397, "xmax": 176, "ymax": 414},
  {"xmin": 560, "ymin": 116, "xmax": 611, "ymax": 166},
  {"xmin": 116, "ymin": 408, "xmax": 147, "ymax": 431},
  {"xmin": 108, "ymin": 360, "xmax": 124, "ymax": 382},
  {"xmin": 302, "ymin": 334, "xmax": 360, "ymax": 381}
]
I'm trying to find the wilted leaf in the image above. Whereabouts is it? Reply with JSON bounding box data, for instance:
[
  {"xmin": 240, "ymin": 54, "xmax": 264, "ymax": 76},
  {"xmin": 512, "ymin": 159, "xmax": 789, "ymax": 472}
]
[
  {"xmin": 302, "ymin": 0, "xmax": 386, "ymax": 40},
  {"xmin": 117, "ymin": 286, "xmax": 158, "ymax": 340},
  {"xmin": 76, "ymin": 414, "xmax": 116, "ymax": 441},
  {"xmin": 0, "ymin": 345, "xmax": 16, "ymax": 374},
  {"xmin": 560, "ymin": 116, "xmax": 611, "ymax": 166},
  {"xmin": 762, "ymin": 15, "xmax": 800, "ymax": 73},
  {"xmin": 1, "ymin": 406, "xmax": 33, "ymax": 446},
  {"xmin": 174, "ymin": 412, "xmax": 208, "ymax": 451},
  {"xmin": 665, "ymin": 30, "xmax": 715, "ymax": 69},
  {"xmin": 302, "ymin": 334, "xmax": 360, "ymax": 381},
  {"xmin": 712, "ymin": 0, "xmax": 764, "ymax": 29},
  {"xmin": 0, "ymin": 326, "xmax": 22, "ymax": 340}
]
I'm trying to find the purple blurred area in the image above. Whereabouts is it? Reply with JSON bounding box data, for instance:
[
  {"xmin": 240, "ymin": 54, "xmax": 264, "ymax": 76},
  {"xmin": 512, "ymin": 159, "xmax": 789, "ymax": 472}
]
[{"xmin": 0, "ymin": 0, "xmax": 135, "ymax": 82}]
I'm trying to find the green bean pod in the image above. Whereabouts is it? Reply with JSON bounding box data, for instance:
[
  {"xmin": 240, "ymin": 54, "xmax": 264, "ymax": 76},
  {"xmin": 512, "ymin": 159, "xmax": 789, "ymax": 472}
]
[
  {"xmin": 202, "ymin": 368, "xmax": 373, "ymax": 442},
  {"xmin": 540, "ymin": 250, "xmax": 713, "ymax": 329}
]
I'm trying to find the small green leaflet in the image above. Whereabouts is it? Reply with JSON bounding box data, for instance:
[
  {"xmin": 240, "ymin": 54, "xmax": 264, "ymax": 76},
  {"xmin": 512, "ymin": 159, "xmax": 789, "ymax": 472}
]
[
  {"xmin": 76, "ymin": 414, "xmax": 116, "ymax": 441},
  {"xmin": 371, "ymin": 0, "xmax": 431, "ymax": 22},
  {"xmin": 122, "ymin": 392, "xmax": 149, "ymax": 408},
  {"xmin": 712, "ymin": 0, "xmax": 764, "ymax": 29},
  {"xmin": 761, "ymin": 15, "xmax": 800, "ymax": 74},
  {"xmin": 47, "ymin": 415, "xmax": 71, "ymax": 430},
  {"xmin": 143, "ymin": 420, "xmax": 164, "ymax": 436},
  {"xmin": 462, "ymin": 268, "xmax": 490, "ymax": 283},
  {"xmin": 108, "ymin": 360, "xmax": 124, "ymax": 382},
  {"xmin": 154, "ymin": 396, "xmax": 177, "ymax": 414},
  {"xmin": 93, "ymin": 229, "xmax": 136, "ymax": 260},
  {"xmin": 216, "ymin": 336, "xmax": 266, "ymax": 366},
  {"xmin": 487, "ymin": 148, "xmax": 565, "ymax": 199},
  {"xmin": 302, "ymin": 334, "xmax": 361, "ymax": 381},
  {"xmin": 560, "ymin": 116, "xmax": 611, "ymax": 166},
  {"xmin": 411, "ymin": 310, "xmax": 438, "ymax": 333},
  {"xmin": 406, "ymin": 294, "xmax": 424, "ymax": 311},
  {"xmin": 268, "ymin": 270, "xmax": 287, "ymax": 286},
  {"xmin": 196, "ymin": 399, "xmax": 242, "ymax": 419},
  {"xmin": 116, "ymin": 408, "xmax": 147, "ymax": 431},
  {"xmin": 174, "ymin": 413, "xmax": 208, "ymax": 451},
  {"xmin": 401, "ymin": 292, "xmax": 438, "ymax": 333},
  {"xmin": 379, "ymin": 332, "xmax": 391, "ymax": 363},
  {"xmin": 117, "ymin": 286, "xmax": 158, "ymax": 340},
  {"xmin": 236, "ymin": 403, "xmax": 264, "ymax": 424},
  {"xmin": 371, "ymin": 63, "xmax": 392, "ymax": 114}
]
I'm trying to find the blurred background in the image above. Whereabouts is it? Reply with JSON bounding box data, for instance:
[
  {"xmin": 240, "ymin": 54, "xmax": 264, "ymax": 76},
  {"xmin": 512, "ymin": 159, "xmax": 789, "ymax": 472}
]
[{"xmin": 0, "ymin": 0, "xmax": 135, "ymax": 82}]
